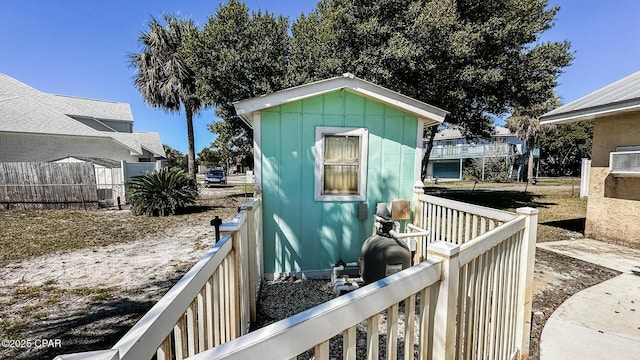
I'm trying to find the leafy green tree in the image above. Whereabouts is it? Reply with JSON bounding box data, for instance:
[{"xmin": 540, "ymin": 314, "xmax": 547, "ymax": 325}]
[
  {"xmin": 290, "ymin": 0, "xmax": 573, "ymax": 178},
  {"xmin": 126, "ymin": 167, "xmax": 198, "ymax": 216},
  {"xmin": 505, "ymin": 96, "xmax": 560, "ymax": 182},
  {"xmin": 538, "ymin": 121, "xmax": 593, "ymax": 176},
  {"xmin": 197, "ymin": 146, "xmax": 223, "ymax": 169},
  {"xmin": 185, "ymin": 0, "xmax": 290, "ymax": 160},
  {"xmin": 183, "ymin": 0, "xmax": 572, "ymax": 180},
  {"xmin": 130, "ymin": 14, "xmax": 204, "ymax": 179},
  {"xmin": 163, "ymin": 144, "xmax": 188, "ymax": 171}
]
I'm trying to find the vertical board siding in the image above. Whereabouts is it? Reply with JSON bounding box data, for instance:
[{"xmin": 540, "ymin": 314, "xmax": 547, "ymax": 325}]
[
  {"xmin": 260, "ymin": 90, "xmax": 420, "ymax": 275},
  {"xmin": 0, "ymin": 162, "xmax": 98, "ymax": 209},
  {"xmin": 280, "ymin": 112, "xmax": 304, "ymax": 272}
]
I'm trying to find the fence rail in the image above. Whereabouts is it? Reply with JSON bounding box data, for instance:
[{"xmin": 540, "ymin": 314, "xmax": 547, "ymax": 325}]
[
  {"xmin": 413, "ymin": 193, "xmax": 517, "ymax": 259},
  {"xmin": 189, "ymin": 259, "xmax": 443, "ymax": 360}
]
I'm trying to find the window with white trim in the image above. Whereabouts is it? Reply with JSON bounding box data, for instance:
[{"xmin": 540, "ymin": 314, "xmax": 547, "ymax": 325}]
[{"xmin": 315, "ymin": 127, "xmax": 368, "ymax": 201}]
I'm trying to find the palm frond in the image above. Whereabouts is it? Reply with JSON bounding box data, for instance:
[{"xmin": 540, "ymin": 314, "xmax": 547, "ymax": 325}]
[{"xmin": 126, "ymin": 167, "xmax": 198, "ymax": 216}]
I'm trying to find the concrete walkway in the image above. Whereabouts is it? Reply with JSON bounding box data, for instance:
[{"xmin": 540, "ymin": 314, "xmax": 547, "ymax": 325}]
[{"xmin": 537, "ymin": 239, "xmax": 640, "ymax": 360}]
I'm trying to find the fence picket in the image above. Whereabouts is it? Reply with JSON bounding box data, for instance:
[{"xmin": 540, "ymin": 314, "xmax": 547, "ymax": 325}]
[
  {"xmin": 367, "ymin": 315, "xmax": 379, "ymax": 360},
  {"xmin": 0, "ymin": 162, "xmax": 99, "ymax": 209},
  {"xmin": 403, "ymin": 295, "xmax": 416, "ymax": 360},
  {"xmin": 387, "ymin": 304, "xmax": 399, "ymax": 360},
  {"xmin": 343, "ymin": 326, "xmax": 357, "ymax": 360}
]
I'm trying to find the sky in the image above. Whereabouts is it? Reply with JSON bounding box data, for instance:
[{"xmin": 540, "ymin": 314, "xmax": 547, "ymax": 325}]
[{"xmin": 1, "ymin": 1, "xmax": 639, "ymax": 155}]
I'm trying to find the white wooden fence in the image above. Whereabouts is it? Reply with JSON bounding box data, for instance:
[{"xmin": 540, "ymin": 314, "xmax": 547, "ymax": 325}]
[
  {"xmin": 54, "ymin": 199, "xmax": 262, "ymax": 360},
  {"xmin": 54, "ymin": 185, "xmax": 537, "ymax": 360},
  {"xmin": 184, "ymin": 187, "xmax": 538, "ymax": 360}
]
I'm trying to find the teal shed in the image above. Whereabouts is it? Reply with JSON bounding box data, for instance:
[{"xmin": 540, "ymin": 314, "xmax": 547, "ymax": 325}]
[{"xmin": 234, "ymin": 74, "xmax": 447, "ymax": 279}]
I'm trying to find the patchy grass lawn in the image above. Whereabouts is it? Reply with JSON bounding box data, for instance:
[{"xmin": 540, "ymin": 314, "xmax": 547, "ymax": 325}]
[
  {"xmin": 423, "ymin": 178, "xmax": 615, "ymax": 359},
  {"xmin": 0, "ymin": 185, "xmax": 251, "ymax": 267},
  {"xmin": 0, "ymin": 181, "xmax": 595, "ymax": 359},
  {"xmin": 0, "ymin": 209, "xmax": 216, "ymax": 267},
  {"xmin": 427, "ymin": 179, "xmax": 587, "ymax": 242}
]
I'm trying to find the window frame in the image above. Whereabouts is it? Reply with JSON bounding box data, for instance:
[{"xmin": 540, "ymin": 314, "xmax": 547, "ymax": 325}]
[{"xmin": 314, "ymin": 126, "xmax": 368, "ymax": 201}]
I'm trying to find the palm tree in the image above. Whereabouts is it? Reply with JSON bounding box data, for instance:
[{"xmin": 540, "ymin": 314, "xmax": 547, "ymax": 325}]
[
  {"xmin": 506, "ymin": 96, "xmax": 559, "ymax": 183},
  {"xmin": 130, "ymin": 14, "xmax": 203, "ymax": 179}
]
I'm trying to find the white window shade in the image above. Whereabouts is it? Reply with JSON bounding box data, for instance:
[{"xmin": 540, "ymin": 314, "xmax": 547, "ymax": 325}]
[{"xmin": 315, "ymin": 127, "xmax": 368, "ymax": 201}]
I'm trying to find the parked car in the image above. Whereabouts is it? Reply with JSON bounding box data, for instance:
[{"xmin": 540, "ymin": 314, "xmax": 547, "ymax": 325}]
[{"xmin": 204, "ymin": 169, "xmax": 226, "ymax": 187}]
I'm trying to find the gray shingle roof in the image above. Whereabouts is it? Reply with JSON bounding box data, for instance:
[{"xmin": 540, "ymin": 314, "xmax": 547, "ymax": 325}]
[
  {"xmin": 540, "ymin": 70, "xmax": 640, "ymax": 124},
  {"xmin": 0, "ymin": 76, "xmax": 109, "ymax": 137},
  {"xmin": 106, "ymin": 131, "xmax": 166, "ymax": 157},
  {"xmin": 51, "ymin": 94, "xmax": 133, "ymax": 122},
  {"xmin": 107, "ymin": 131, "xmax": 143, "ymax": 154},
  {"xmin": 133, "ymin": 131, "xmax": 166, "ymax": 157},
  {"xmin": 0, "ymin": 74, "xmax": 164, "ymax": 158}
]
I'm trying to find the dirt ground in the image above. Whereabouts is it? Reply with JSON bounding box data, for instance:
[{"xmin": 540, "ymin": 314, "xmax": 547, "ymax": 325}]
[
  {"xmin": 0, "ymin": 184, "xmax": 620, "ymax": 360},
  {"xmin": 528, "ymin": 249, "xmax": 618, "ymax": 358},
  {"xmin": 0, "ymin": 187, "xmax": 247, "ymax": 360}
]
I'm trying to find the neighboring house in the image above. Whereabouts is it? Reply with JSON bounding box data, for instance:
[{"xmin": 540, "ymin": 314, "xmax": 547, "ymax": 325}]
[
  {"xmin": 425, "ymin": 125, "xmax": 529, "ymax": 180},
  {"xmin": 540, "ymin": 70, "xmax": 640, "ymax": 248},
  {"xmin": 234, "ymin": 73, "xmax": 448, "ymax": 278},
  {"xmin": 0, "ymin": 73, "xmax": 165, "ymax": 164}
]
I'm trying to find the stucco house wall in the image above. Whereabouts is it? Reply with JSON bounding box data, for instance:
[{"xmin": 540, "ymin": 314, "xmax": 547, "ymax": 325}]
[
  {"xmin": 585, "ymin": 113, "xmax": 640, "ymax": 247},
  {"xmin": 540, "ymin": 70, "xmax": 640, "ymax": 248}
]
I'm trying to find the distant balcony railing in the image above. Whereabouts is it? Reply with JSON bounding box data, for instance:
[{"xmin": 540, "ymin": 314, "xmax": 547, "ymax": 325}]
[
  {"xmin": 429, "ymin": 143, "xmax": 521, "ymax": 160},
  {"xmin": 610, "ymin": 151, "xmax": 640, "ymax": 177}
]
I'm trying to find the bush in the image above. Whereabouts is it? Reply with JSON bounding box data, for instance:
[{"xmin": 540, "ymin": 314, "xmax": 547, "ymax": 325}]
[
  {"xmin": 464, "ymin": 156, "xmax": 514, "ymax": 183},
  {"xmin": 126, "ymin": 167, "xmax": 198, "ymax": 216}
]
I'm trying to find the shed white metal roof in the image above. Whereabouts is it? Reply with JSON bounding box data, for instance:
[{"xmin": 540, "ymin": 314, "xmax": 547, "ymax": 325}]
[
  {"xmin": 233, "ymin": 73, "xmax": 448, "ymax": 127},
  {"xmin": 540, "ymin": 70, "xmax": 640, "ymax": 124}
]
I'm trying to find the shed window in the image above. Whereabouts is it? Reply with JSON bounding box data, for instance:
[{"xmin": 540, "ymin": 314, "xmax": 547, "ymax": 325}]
[{"xmin": 315, "ymin": 127, "xmax": 368, "ymax": 201}]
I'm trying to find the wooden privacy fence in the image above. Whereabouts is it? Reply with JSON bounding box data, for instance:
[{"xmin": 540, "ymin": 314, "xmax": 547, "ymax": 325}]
[
  {"xmin": 0, "ymin": 162, "xmax": 98, "ymax": 209},
  {"xmin": 54, "ymin": 199, "xmax": 263, "ymax": 360}
]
